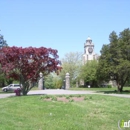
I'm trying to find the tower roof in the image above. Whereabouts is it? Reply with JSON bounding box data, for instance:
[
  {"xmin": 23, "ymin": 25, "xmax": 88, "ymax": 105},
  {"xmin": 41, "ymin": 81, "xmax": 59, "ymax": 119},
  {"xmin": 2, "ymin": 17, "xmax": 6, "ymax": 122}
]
[
  {"xmin": 87, "ymin": 36, "xmax": 91, "ymax": 40},
  {"xmin": 84, "ymin": 36, "xmax": 94, "ymax": 46}
]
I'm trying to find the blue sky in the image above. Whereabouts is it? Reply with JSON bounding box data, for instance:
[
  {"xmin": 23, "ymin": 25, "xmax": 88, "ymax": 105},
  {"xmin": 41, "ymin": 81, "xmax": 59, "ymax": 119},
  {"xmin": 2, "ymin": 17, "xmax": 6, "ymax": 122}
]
[{"xmin": 0, "ymin": 0, "xmax": 130, "ymax": 59}]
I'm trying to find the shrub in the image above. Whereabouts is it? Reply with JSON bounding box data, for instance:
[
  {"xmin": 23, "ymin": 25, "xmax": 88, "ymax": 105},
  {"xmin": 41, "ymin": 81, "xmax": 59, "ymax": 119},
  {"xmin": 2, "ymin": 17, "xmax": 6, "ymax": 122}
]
[
  {"xmin": 84, "ymin": 97, "xmax": 88, "ymax": 100},
  {"xmin": 77, "ymin": 95, "xmax": 82, "ymax": 97},
  {"xmin": 107, "ymin": 85, "xmax": 112, "ymax": 88},
  {"xmin": 44, "ymin": 95, "xmax": 51, "ymax": 99},
  {"xmin": 66, "ymin": 96, "xmax": 70, "ymax": 99},
  {"xmin": 58, "ymin": 95, "xmax": 63, "ymax": 97},
  {"xmin": 52, "ymin": 96, "xmax": 57, "ymax": 101},
  {"xmin": 89, "ymin": 96, "xmax": 92, "ymax": 99},
  {"xmin": 69, "ymin": 95, "xmax": 74, "ymax": 97},
  {"xmin": 69, "ymin": 99, "xmax": 74, "ymax": 102}
]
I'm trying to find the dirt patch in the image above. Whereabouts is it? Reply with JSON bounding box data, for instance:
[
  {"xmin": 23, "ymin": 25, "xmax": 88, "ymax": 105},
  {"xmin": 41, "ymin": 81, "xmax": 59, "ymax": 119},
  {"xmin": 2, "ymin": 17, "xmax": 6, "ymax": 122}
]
[
  {"xmin": 71, "ymin": 97, "xmax": 84, "ymax": 102},
  {"xmin": 43, "ymin": 96, "xmax": 85, "ymax": 102},
  {"xmin": 57, "ymin": 97, "xmax": 69, "ymax": 102},
  {"xmin": 44, "ymin": 98, "xmax": 52, "ymax": 101}
]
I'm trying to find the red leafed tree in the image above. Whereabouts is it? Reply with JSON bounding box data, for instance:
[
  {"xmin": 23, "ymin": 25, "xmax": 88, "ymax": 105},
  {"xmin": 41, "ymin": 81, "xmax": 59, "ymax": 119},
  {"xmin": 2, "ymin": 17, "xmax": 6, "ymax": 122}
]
[{"xmin": 0, "ymin": 46, "xmax": 62, "ymax": 95}]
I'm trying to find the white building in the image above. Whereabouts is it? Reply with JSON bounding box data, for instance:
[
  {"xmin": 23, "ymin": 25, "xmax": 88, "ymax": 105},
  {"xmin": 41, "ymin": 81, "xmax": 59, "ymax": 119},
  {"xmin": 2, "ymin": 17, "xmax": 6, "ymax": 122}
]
[
  {"xmin": 83, "ymin": 37, "xmax": 99, "ymax": 64},
  {"xmin": 80, "ymin": 37, "xmax": 99, "ymax": 86}
]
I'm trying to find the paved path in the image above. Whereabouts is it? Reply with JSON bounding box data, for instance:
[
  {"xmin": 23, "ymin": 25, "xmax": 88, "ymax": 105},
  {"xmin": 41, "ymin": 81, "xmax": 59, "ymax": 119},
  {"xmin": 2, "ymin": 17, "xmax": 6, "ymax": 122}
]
[
  {"xmin": 28, "ymin": 89, "xmax": 95, "ymax": 95},
  {"xmin": 0, "ymin": 89, "xmax": 130, "ymax": 98},
  {"xmin": 0, "ymin": 93, "xmax": 15, "ymax": 98}
]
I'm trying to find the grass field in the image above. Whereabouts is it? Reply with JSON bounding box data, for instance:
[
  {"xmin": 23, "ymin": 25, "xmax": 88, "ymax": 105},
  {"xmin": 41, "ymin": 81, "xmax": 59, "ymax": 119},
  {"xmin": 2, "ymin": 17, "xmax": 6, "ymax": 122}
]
[
  {"xmin": 0, "ymin": 94, "xmax": 130, "ymax": 130},
  {"xmin": 69, "ymin": 87, "xmax": 130, "ymax": 94}
]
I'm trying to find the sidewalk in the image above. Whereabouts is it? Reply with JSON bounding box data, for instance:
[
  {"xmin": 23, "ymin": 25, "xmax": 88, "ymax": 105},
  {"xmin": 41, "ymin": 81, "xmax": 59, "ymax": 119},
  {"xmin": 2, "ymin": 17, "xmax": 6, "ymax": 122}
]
[
  {"xmin": 28, "ymin": 89, "xmax": 95, "ymax": 95},
  {"xmin": 0, "ymin": 93, "xmax": 15, "ymax": 98},
  {"xmin": 0, "ymin": 89, "xmax": 130, "ymax": 98}
]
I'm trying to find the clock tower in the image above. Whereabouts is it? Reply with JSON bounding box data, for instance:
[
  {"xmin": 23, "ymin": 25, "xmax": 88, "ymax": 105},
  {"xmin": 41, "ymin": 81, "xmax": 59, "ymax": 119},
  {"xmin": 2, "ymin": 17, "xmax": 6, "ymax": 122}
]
[{"xmin": 83, "ymin": 37, "xmax": 97, "ymax": 64}]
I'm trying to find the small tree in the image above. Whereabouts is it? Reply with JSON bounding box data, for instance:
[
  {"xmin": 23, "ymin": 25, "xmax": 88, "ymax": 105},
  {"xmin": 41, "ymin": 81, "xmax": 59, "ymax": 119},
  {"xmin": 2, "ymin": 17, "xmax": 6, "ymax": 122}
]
[
  {"xmin": 79, "ymin": 60, "xmax": 99, "ymax": 87},
  {"xmin": 44, "ymin": 74, "xmax": 54, "ymax": 89},
  {"xmin": 44, "ymin": 73, "xmax": 62, "ymax": 89},
  {"xmin": 0, "ymin": 34, "xmax": 8, "ymax": 49},
  {"xmin": 53, "ymin": 73, "xmax": 62, "ymax": 89},
  {"xmin": 0, "ymin": 46, "xmax": 61, "ymax": 95}
]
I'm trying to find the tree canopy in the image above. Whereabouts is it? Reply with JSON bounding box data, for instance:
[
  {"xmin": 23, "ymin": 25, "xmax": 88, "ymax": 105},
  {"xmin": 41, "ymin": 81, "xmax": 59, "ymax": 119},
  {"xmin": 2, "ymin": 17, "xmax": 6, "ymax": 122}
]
[
  {"xmin": 98, "ymin": 28, "xmax": 130, "ymax": 92},
  {"xmin": 79, "ymin": 60, "xmax": 98, "ymax": 87},
  {"xmin": 44, "ymin": 73, "xmax": 62, "ymax": 89},
  {"xmin": 0, "ymin": 46, "xmax": 61, "ymax": 95},
  {"xmin": 59, "ymin": 52, "xmax": 83, "ymax": 87}
]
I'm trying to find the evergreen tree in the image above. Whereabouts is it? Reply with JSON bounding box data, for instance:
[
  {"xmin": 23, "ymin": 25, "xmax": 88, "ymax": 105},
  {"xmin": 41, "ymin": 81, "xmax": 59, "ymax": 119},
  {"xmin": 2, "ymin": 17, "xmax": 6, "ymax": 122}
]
[{"xmin": 98, "ymin": 28, "xmax": 130, "ymax": 92}]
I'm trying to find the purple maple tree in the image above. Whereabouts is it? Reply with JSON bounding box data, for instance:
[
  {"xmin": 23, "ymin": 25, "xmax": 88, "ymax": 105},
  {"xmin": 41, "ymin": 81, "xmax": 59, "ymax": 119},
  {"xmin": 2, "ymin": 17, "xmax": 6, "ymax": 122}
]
[{"xmin": 0, "ymin": 46, "xmax": 62, "ymax": 95}]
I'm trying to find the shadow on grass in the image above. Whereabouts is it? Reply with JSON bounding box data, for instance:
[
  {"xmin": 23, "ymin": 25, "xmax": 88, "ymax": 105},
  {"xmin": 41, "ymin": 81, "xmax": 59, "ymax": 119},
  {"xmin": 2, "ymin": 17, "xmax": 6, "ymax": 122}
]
[
  {"xmin": 25, "ymin": 94, "xmax": 47, "ymax": 96},
  {"xmin": 8, "ymin": 94, "xmax": 47, "ymax": 98},
  {"xmin": 96, "ymin": 90, "xmax": 130, "ymax": 94}
]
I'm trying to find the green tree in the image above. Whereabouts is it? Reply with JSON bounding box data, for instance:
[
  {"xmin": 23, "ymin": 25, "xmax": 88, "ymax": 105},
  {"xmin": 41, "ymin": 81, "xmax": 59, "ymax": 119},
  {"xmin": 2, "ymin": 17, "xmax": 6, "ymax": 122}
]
[
  {"xmin": 44, "ymin": 73, "xmax": 62, "ymax": 89},
  {"xmin": 0, "ymin": 33, "xmax": 8, "ymax": 87},
  {"xmin": 0, "ymin": 33, "xmax": 8, "ymax": 49},
  {"xmin": 79, "ymin": 60, "xmax": 99, "ymax": 87},
  {"xmin": 98, "ymin": 28, "xmax": 130, "ymax": 92},
  {"xmin": 59, "ymin": 52, "xmax": 83, "ymax": 87},
  {"xmin": 97, "ymin": 44, "xmax": 111, "ymax": 82},
  {"xmin": 53, "ymin": 74, "xmax": 62, "ymax": 89},
  {"xmin": 44, "ymin": 74, "xmax": 54, "ymax": 89}
]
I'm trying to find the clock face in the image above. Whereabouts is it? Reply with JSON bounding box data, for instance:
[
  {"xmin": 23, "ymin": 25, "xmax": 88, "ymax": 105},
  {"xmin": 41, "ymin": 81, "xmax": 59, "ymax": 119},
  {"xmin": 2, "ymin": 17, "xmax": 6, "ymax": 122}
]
[{"xmin": 88, "ymin": 47, "xmax": 93, "ymax": 53}]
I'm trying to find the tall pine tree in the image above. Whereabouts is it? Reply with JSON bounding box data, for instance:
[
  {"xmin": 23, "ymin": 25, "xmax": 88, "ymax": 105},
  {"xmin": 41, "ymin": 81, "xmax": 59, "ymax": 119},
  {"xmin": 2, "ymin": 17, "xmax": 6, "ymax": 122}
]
[{"xmin": 98, "ymin": 28, "xmax": 130, "ymax": 92}]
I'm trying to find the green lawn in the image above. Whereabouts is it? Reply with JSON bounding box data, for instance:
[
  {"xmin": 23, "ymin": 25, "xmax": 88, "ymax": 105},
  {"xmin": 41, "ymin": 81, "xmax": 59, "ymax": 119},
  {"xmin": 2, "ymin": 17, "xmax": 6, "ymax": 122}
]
[
  {"xmin": 0, "ymin": 94, "xmax": 130, "ymax": 130},
  {"xmin": 69, "ymin": 87, "xmax": 130, "ymax": 94}
]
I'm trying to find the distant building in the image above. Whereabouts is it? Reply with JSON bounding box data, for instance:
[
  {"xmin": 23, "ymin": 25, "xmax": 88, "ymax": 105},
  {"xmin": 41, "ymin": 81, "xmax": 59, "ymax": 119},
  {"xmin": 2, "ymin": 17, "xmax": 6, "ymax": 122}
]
[
  {"xmin": 80, "ymin": 36, "xmax": 99, "ymax": 86},
  {"xmin": 83, "ymin": 37, "xmax": 99, "ymax": 64},
  {"xmin": 81, "ymin": 37, "xmax": 116, "ymax": 87}
]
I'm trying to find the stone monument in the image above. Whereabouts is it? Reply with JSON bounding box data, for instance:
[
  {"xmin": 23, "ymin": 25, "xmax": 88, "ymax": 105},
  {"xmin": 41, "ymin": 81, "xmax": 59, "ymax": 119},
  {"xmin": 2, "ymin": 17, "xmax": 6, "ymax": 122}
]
[
  {"xmin": 65, "ymin": 73, "xmax": 70, "ymax": 89},
  {"xmin": 38, "ymin": 72, "xmax": 43, "ymax": 90}
]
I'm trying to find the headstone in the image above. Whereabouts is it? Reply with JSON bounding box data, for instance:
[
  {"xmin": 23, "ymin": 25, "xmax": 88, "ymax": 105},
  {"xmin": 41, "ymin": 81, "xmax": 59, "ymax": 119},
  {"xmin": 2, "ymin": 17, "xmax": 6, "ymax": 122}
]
[
  {"xmin": 38, "ymin": 72, "xmax": 43, "ymax": 90},
  {"xmin": 65, "ymin": 73, "xmax": 70, "ymax": 89}
]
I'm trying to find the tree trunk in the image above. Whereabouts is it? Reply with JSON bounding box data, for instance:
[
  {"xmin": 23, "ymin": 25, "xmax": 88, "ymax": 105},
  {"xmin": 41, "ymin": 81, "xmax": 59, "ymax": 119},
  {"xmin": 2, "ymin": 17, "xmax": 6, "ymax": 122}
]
[
  {"xmin": 21, "ymin": 83, "xmax": 29, "ymax": 96},
  {"xmin": 117, "ymin": 85, "xmax": 123, "ymax": 92},
  {"xmin": 22, "ymin": 88, "xmax": 28, "ymax": 96},
  {"xmin": 21, "ymin": 80, "xmax": 33, "ymax": 95}
]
